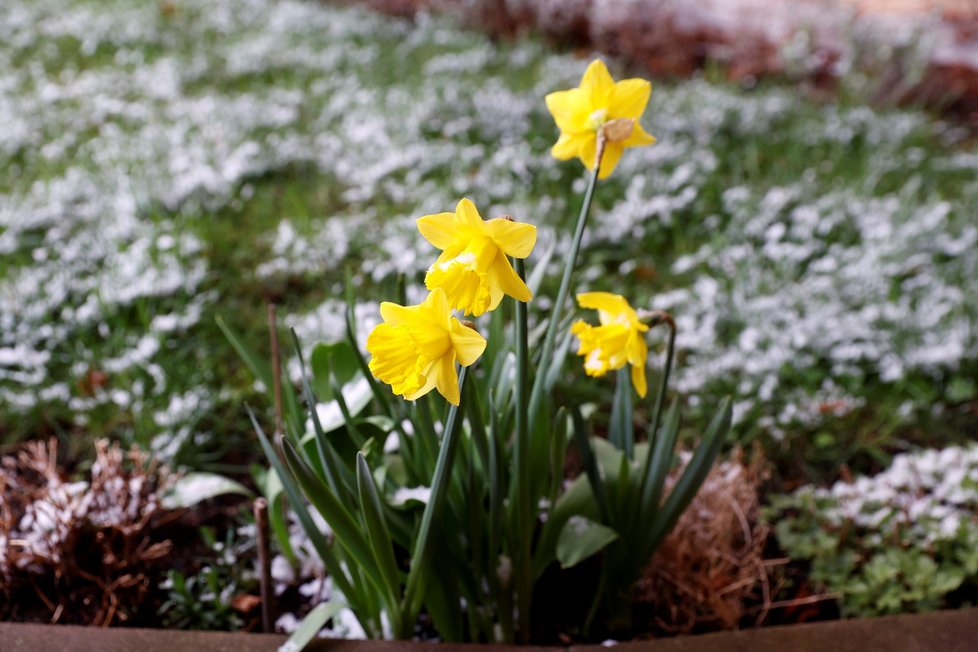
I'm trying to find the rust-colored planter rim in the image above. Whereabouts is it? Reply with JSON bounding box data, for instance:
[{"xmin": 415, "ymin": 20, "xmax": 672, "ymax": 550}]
[{"xmin": 2, "ymin": 608, "xmax": 977, "ymax": 652}]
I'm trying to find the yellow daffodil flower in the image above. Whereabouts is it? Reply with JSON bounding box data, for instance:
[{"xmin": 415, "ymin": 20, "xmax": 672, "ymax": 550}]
[
  {"xmin": 570, "ymin": 292, "xmax": 649, "ymax": 397},
  {"xmin": 366, "ymin": 288, "xmax": 487, "ymax": 405},
  {"xmin": 417, "ymin": 198, "xmax": 536, "ymax": 317},
  {"xmin": 545, "ymin": 59, "xmax": 656, "ymax": 179}
]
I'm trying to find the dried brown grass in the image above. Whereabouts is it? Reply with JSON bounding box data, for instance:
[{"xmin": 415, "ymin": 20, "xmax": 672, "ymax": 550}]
[
  {"xmin": 634, "ymin": 446, "xmax": 778, "ymax": 634},
  {"xmin": 0, "ymin": 439, "xmax": 174, "ymax": 625}
]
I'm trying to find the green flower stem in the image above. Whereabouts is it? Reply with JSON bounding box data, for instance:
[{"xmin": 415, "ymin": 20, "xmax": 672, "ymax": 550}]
[
  {"xmin": 518, "ymin": 138, "xmax": 605, "ymax": 641},
  {"xmin": 637, "ymin": 312, "xmax": 677, "ymax": 512},
  {"xmin": 513, "ymin": 257, "xmax": 532, "ymax": 643},
  {"xmin": 528, "ymin": 137, "xmax": 605, "ymax": 429},
  {"xmin": 401, "ymin": 366, "xmax": 470, "ymax": 630}
]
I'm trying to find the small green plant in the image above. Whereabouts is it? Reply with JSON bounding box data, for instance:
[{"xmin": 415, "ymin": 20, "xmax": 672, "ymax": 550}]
[
  {"xmin": 768, "ymin": 444, "xmax": 978, "ymax": 617},
  {"xmin": 227, "ymin": 59, "xmax": 732, "ymax": 645},
  {"xmin": 158, "ymin": 526, "xmax": 258, "ymax": 630}
]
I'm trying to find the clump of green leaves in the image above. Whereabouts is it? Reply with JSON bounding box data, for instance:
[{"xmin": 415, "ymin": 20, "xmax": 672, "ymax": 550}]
[
  {"xmin": 224, "ymin": 132, "xmax": 732, "ymax": 644},
  {"xmin": 767, "ymin": 444, "xmax": 978, "ymax": 617}
]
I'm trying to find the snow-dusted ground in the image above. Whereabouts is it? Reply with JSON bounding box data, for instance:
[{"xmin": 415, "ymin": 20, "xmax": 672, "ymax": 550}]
[{"xmin": 1, "ymin": 0, "xmax": 975, "ymax": 460}]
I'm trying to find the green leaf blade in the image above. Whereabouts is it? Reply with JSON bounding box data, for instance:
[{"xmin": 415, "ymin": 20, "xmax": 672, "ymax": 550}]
[{"xmin": 556, "ymin": 516, "xmax": 619, "ymax": 570}]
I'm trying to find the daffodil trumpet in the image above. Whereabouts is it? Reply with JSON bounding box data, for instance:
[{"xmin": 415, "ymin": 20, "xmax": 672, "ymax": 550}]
[{"xmin": 366, "ymin": 288, "xmax": 486, "ymax": 406}]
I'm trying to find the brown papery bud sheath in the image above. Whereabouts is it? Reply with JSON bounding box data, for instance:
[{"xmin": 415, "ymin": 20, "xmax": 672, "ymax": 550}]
[{"xmin": 602, "ymin": 118, "xmax": 635, "ymax": 143}]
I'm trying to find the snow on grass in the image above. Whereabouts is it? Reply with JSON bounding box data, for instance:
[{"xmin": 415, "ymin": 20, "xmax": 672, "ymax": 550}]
[{"xmin": 0, "ymin": 0, "xmax": 975, "ymax": 459}]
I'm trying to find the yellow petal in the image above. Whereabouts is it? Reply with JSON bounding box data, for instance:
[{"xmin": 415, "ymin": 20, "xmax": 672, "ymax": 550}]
[
  {"xmin": 454, "ymin": 198, "xmax": 486, "ymax": 232},
  {"xmin": 580, "ymin": 59, "xmax": 615, "ymax": 106},
  {"xmin": 379, "ymin": 301, "xmax": 423, "ymax": 328},
  {"xmin": 425, "ymin": 259, "xmax": 489, "ymax": 317},
  {"xmin": 545, "ymin": 88, "xmax": 591, "ymax": 135},
  {"xmin": 416, "ymin": 211, "xmax": 458, "ymax": 250},
  {"xmin": 577, "ymin": 292, "xmax": 631, "ymax": 314},
  {"xmin": 450, "ymin": 319, "xmax": 487, "ymax": 367},
  {"xmin": 490, "ymin": 254, "xmax": 532, "ymax": 304},
  {"xmin": 403, "ymin": 360, "xmax": 439, "ymax": 402},
  {"xmin": 631, "ymin": 359, "xmax": 648, "ymax": 398},
  {"xmin": 623, "ymin": 122, "xmax": 656, "ymax": 148},
  {"xmin": 571, "ymin": 322, "xmax": 599, "ymax": 357},
  {"xmin": 628, "ymin": 333, "xmax": 648, "ymax": 367},
  {"xmin": 584, "ymin": 349, "xmax": 610, "ymax": 377},
  {"xmin": 487, "ymin": 218, "xmax": 536, "ymax": 259},
  {"xmin": 432, "ymin": 354, "xmax": 460, "ymax": 405},
  {"xmin": 597, "ymin": 142, "xmax": 623, "ymax": 180},
  {"xmin": 421, "ymin": 288, "xmax": 452, "ymax": 328},
  {"xmin": 551, "ymin": 132, "xmax": 583, "ymax": 160},
  {"xmin": 570, "ymin": 320, "xmax": 590, "ymax": 336},
  {"xmin": 596, "ymin": 323, "xmax": 632, "ymax": 361},
  {"xmin": 577, "ymin": 137, "xmax": 597, "ymax": 172},
  {"xmin": 608, "ymin": 78, "xmax": 651, "ymax": 120},
  {"xmin": 487, "ymin": 279, "xmax": 504, "ymax": 313}
]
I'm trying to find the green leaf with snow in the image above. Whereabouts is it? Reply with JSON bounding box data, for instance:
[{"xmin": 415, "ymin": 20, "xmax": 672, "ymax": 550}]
[
  {"xmin": 556, "ymin": 516, "xmax": 619, "ymax": 570},
  {"xmin": 161, "ymin": 472, "xmax": 252, "ymax": 509},
  {"xmin": 302, "ymin": 375, "xmax": 374, "ymax": 438}
]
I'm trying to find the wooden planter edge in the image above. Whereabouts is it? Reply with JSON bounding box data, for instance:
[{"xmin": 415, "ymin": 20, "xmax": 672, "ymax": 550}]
[{"xmin": 2, "ymin": 607, "xmax": 977, "ymax": 652}]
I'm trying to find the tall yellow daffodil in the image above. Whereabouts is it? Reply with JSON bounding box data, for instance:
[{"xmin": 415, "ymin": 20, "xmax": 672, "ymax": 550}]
[
  {"xmin": 570, "ymin": 292, "xmax": 649, "ymax": 398},
  {"xmin": 366, "ymin": 288, "xmax": 486, "ymax": 405},
  {"xmin": 417, "ymin": 198, "xmax": 536, "ymax": 317},
  {"xmin": 545, "ymin": 59, "xmax": 655, "ymax": 179}
]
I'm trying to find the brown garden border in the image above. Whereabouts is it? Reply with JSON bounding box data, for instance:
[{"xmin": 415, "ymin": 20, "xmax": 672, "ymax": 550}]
[{"xmin": 3, "ymin": 608, "xmax": 977, "ymax": 652}]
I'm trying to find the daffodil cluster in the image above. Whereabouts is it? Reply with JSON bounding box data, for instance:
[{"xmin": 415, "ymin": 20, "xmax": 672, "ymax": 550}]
[
  {"xmin": 366, "ymin": 198, "xmax": 536, "ymax": 405},
  {"xmin": 370, "ymin": 60, "xmax": 659, "ymax": 404}
]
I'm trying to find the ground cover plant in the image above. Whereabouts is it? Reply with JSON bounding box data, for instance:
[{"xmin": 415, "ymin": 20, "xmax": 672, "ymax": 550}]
[
  {"xmin": 1, "ymin": 0, "xmax": 977, "ymax": 641},
  {"xmin": 768, "ymin": 445, "xmax": 978, "ymax": 618}
]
